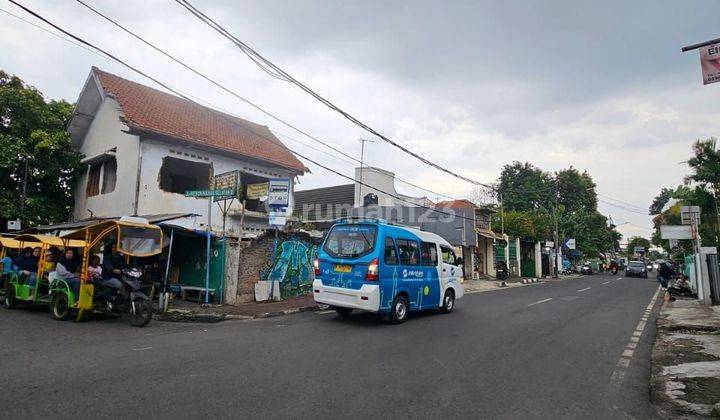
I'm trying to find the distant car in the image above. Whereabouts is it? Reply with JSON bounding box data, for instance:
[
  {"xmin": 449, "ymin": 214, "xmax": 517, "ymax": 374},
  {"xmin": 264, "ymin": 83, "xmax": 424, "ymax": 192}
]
[{"xmin": 626, "ymin": 261, "xmax": 648, "ymax": 278}]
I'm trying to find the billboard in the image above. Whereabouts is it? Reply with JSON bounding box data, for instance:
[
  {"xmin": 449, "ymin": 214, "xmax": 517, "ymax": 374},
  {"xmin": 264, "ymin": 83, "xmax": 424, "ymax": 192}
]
[{"xmin": 700, "ymin": 42, "xmax": 720, "ymax": 85}]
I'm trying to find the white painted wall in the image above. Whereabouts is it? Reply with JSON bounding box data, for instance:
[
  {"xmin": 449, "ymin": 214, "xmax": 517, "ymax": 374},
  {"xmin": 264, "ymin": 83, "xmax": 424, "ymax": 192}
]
[
  {"xmin": 72, "ymin": 96, "xmax": 139, "ymax": 221},
  {"xmin": 353, "ymin": 166, "xmax": 430, "ymax": 208},
  {"xmin": 136, "ymin": 139, "xmax": 296, "ymax": 236}
]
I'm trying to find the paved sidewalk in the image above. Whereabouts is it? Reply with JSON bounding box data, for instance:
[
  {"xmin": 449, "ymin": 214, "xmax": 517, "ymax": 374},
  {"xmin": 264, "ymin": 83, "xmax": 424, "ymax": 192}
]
[
  {"xmin": 157, "ymin": 295, "xmax": 319, "ymax": 322},
  {"xmin": 651, "ymin": 297, "xmax": 720, "ymax": 418}
]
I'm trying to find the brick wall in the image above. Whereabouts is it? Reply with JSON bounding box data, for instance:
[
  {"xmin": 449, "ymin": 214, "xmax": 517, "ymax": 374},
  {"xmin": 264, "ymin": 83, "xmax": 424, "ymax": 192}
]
[{"xmin": 236, "ymin": 231, "xmax": 322, "ymax": 303}]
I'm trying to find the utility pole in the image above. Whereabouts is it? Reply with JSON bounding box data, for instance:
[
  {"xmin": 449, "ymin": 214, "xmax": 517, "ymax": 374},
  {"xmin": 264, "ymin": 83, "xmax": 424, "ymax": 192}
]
[
  {"xmin": 553, "ymin": 189, "xmax": 560, "ymax": 278},
  {"xmin": 358, "ymin": 138, "xmax": 374, "ymax": 204}
]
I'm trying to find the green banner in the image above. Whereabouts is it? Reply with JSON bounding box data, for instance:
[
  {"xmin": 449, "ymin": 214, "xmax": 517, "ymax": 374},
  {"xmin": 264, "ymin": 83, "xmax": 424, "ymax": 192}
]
[{"xmin": 185, "ymin": 188, "xmax": 235, "ymax": 197}]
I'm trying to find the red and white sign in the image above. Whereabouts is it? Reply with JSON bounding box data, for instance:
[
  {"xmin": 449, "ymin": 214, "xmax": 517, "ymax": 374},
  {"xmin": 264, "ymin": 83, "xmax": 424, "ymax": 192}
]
[{"xmin": 700, "ymin": 42, "xmax": 720, "ymax": 85}]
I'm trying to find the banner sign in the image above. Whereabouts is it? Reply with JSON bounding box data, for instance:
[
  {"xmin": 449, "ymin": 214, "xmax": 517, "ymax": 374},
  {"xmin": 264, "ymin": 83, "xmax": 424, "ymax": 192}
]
[
  {"xmin": 212, "ymin": 170, "xmax": 241, "ymax": 202},
  {"xmin": 700, "ymin": 42, "xmax": 720, "ymax": 85},
  {"xmin": 267, "ymin": 178, "xmax": 291, "ymax": 206},
  {"xmin": 246, "ymin": 182, "xmax": 269, "ymax": 200}
]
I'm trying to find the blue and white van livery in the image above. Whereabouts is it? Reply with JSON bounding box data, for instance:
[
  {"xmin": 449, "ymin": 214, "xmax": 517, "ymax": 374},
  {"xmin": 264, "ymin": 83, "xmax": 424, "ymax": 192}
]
[{"xmin": 312, "ymin": 218, "xmax": 464, "ymax": 324}]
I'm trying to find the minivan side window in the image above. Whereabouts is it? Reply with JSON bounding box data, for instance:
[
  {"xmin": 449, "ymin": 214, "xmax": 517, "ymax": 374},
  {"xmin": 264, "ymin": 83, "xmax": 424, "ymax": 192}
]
[
  {"xmin": 440, "ymin": 246, "xmax": 457, "ymax": 265},
  {"xmin": 421, "ymin": 242, "xmax": 438, "ymax": 266},
  {"xmin": 397, "ymin": 239, "xmax": 420, "ymax": 265},
  {"xmin": 384, "ymin": 237, "xmax": 398, "ymax": 265}
]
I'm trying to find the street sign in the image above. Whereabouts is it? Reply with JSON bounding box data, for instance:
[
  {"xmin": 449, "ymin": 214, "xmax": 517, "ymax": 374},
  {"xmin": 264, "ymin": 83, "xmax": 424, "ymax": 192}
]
[
  {"xmin": 700, "ymin": 42, "xmax": 720, "ymax": 85},
  {"xmin": 681, "ymin": 205, "xmax": 701, "ymax": 226},
  {"xmin": 185, "ymin": 188, "xmax": 235, "ymax": 198},
  {"xmin": 269, "ymin": 206, "xmax": 288, "ymax": 227},
  {"xmin": 267, "ymin": 178, "xmax": 290, "ymax": 206},
  {"xmin": 545, "ymin": 241, "xmax": 554, "ymax": 248},
  {"xmin": 669, "ymin": 239, "xmax": 679, "ymax": 251},
  {"xmin": 634, "ymin": 246, "xmax": 645, "ymax": 254},
  {"xmin": 660, "ymin": 225, "xmax": 693, "ymax": 240},
  {"xmin": 497, "ymin": 239, "xmax": 508, "ymax": 248},
  {"xmin": 565, "ymin": 238, "xmax": 576, "ymax": 250},
  {"xmin": 212, "ymin": 170, "xmax": 241, "ymax": 202}
]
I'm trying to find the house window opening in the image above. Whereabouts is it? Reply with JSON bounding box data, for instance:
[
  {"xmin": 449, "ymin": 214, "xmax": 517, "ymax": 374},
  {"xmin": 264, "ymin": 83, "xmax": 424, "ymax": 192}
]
[
  {"xmin": 86, "ymin": 156, "xmax": 117, "ymax": 198},
  {"xmin": 159, "ymin": 156, "xmax": 212, "ymax": 194},
  {"xmin": 242, "ymin": 172, "xmax": 269, "ymax": 213}
]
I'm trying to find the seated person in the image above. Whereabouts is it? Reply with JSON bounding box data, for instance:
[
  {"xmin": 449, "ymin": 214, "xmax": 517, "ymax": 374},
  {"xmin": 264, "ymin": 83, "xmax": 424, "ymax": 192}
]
[
  {"xmin": 56, "ymin": 248, "xmax": 81, "ymax": 299},
  {"xmin": 42, "ymin": 252, "xmax": 56, "ymax": 274},
  {"xmin": 88, "ymin": 255, "xmax": 103, "ymax": 282},
  {"xmin": 16, "ymin": 247, "xmax": 40, "ymax": 286},
  {"xmin": 101, "ymin": 242, "xmax": 127, "ymax": 297},
  {"xmin": 1, "ymin": 250, "xmax": 18, "ymax": 275}
]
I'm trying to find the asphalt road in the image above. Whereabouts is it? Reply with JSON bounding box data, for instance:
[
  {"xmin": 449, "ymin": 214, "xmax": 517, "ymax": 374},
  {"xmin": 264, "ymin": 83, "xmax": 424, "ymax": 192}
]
[{"xmin": 0, "ymin": 274, "xmax": 662, "ymax": 419}]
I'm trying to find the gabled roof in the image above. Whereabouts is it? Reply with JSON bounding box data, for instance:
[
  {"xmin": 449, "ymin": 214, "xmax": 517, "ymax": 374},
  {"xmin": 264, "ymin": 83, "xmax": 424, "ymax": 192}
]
[
  {"xmin": 89, "ymin": 67, "xmax": 307, "ymax": 173},
  {"xmin": 435, "ymin": 199, "xmax": 477, "ymax": 209}
]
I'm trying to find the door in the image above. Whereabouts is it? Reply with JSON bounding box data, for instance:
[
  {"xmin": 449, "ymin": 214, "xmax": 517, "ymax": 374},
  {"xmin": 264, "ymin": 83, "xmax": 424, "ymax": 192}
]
[
  {"xmin": 440, "ymin": 245, "xmax": 461, "ymax": 305},
  {"xmin": 396, "ymin": 238, "xmax": 423, "ymax": 309}
]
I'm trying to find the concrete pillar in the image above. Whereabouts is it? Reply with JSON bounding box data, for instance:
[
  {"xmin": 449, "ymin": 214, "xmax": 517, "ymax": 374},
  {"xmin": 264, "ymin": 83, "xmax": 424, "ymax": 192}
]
[
  {"xmin": 534, "ymin": 242, "xmax": 542, "ymax": 278},
  {"xmin": 222, "ymin": 238, "xmax": 241, "ymax": 305},
  {"xmin": 515, "ymin": 237, "xmax": 521, "ymax": 278},
  {"xmin": 487, "ymin": 239, "xmax": 495, "ymax": 277}
]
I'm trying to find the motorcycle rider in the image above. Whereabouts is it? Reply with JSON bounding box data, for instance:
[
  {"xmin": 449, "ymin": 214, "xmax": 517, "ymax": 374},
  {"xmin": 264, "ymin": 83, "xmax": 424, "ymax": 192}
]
[{"xmin": 101, "ymin": 242, "xmax": 127, "ymax": 299}]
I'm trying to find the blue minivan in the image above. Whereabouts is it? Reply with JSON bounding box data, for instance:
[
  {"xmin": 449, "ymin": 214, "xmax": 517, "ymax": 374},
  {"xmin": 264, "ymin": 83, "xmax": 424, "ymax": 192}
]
[{"xmin": 313, "ymin": 218, "xmax": 464, "ymax": 324}]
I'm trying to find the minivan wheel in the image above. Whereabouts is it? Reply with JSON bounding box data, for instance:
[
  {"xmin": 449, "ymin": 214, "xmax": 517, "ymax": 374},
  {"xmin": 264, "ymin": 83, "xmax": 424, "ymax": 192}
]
[
  {"xmin": 440, "ymin": 290, "xmax": 455, "ymax": 314},
  {"xmin": 388, "ymin": 295, "xmax": 408, "ymax": 324},
  {"xmin": 333, "ymin": 307, "xmax": 352, "ymax": 317}
]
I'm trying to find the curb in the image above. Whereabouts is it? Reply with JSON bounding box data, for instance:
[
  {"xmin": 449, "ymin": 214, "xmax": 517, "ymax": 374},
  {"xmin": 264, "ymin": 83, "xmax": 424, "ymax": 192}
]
[
  {"xmin": 155, "ymin": 304, "xmax": 321, "ymax": 323},
  {"xmin": 520, "ymin": 278, "xmax": 541, "ymax": 284}
]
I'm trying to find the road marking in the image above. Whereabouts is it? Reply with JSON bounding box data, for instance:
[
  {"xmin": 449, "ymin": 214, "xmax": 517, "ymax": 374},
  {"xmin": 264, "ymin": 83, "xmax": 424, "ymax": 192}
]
[
  {"xmin": 133, "ymin": 347, "xmax": 153, "ymax": 351},
  {"xmin": 317, "ymin": 310, "xmax": 335, "ymax": 315},
  {"xmin": 434, "ymin": 358, "xmax": 448, "ymax": 369},
  {"xmin": 602, "ymin": 281, "xmax": 611, "ymax": 285},
  {"xmin": 578, "ymin": 287, "xmax": 591, "ymax": 292},
  {"xmin": 527, "ymin": 298, "xmax": 553, "ymax": 307},
  {"xmin": 616, "ymin": 277, "xmax": 623, "ymax": 280},
  {"xmin": 608, "ymin": 286, "xmax": 661, "ymax": 389}
]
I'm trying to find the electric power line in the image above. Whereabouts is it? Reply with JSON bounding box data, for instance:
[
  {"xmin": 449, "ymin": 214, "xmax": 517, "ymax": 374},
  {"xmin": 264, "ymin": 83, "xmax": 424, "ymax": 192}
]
[
  {"xmin": 8, "ymin": 0, "xmax": 482, "ymax": 224},
  {"xmin": 73, "ymin": 0, "xmax": 460, "ymax": 203},
  {"xmin": 174, "ymin": 0, "xmax": 495, "ymax": 190}
]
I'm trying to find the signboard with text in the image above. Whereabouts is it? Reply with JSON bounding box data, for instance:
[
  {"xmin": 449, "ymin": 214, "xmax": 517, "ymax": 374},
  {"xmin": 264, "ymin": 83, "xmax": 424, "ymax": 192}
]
[
  {"xmin": 185, "ymin": 188, "xmax": 235, "ymax": 198},
  {"xmin": 660, "ymin": 225, "xmax": 693, "ymax": 240},
  {"xmin": 267, "ymin": 179, "xmax": 291, "ymax": 207},
  {"xmin": 212, "ymin": 170, "xmax": 241, "ymax": 202},
  {"xmin": 565, "ymin": 238, "xmax": 576, "ymax": 250},
  {"xmin": 247, "ymin": 182, "xmax": 269, "ymax": 200},
  {"xmin": 700, "ymin": 42, "xmax": 720, "ymax": 85}
]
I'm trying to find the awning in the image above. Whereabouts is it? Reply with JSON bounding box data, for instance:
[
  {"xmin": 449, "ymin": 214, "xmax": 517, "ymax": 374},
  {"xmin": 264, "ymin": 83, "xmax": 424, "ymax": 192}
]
[{"xmin": 476, "ymin": 228, "xmax": 503, "ymax": 240}]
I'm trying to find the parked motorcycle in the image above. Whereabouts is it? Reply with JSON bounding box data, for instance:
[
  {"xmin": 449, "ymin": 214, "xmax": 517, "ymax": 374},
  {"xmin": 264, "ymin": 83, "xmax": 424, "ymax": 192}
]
[
  {"xmin": 94, "ymin": 268, "xmax": 153, "ymax": 327},
  {"xmin": 580, "ymin": 263, "xmax": 593, "ymax": 275},
  {"xmin": 496, "ymin": 261, "xmax": 509, "ymax": 281}
]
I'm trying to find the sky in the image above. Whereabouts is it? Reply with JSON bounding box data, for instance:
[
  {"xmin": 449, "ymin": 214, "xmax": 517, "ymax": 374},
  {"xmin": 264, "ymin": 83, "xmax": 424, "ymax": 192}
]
[{"xmin": 1, "ymin": 0, "xmax": 719, "ymax": 242}]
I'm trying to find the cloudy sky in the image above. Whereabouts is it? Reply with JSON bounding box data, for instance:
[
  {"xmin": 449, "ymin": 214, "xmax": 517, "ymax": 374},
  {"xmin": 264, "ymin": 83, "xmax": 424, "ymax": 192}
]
[{"xmin": 1, "ymin": 0, "xmax": 718, "ymax": 240}]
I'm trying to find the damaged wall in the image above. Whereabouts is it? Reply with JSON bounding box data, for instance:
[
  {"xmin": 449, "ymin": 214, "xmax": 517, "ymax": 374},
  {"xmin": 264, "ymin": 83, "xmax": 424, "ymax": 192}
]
[
  {"xmin": 136, "ymin": 139, "xmax": 296, "ymax": 236},
  {"xmin": 72, "ymin": 96, "xmax": 139, "ymax": 220}
]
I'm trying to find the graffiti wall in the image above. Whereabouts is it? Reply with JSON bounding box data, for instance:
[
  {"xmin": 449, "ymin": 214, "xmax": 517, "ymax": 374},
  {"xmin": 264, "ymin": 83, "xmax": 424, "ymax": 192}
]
[{"xmin": 261, "ymin": 238, "xmax": 317, "ymax": 298}]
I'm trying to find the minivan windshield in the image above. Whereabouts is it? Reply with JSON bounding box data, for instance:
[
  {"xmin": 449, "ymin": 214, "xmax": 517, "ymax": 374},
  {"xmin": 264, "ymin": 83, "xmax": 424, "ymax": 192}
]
[{"xmin": 323, "ymin": 224, "xmax": 378, "ymax": 258}]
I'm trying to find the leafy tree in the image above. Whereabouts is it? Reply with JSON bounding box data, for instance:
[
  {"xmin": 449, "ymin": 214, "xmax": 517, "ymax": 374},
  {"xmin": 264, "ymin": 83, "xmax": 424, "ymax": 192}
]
[
  {"xmin": 0, "ymin": 70, "xmax": 83, "ymax": 229},
  {"xmin": 685, "ymin": 138, "xmax": 720, "ymax": 244},
  {"xmin": 555, "ymin": 167, "xmax": 597, "ymax": 213},
  {"xmin": 626, "ymin": 236, "xmax": 651, "ymax": 255},
  {"xmin": 497, "ymin": 162, "xmax": 554, "ymax": 212},
  {"xmin": 649, "ymin": 187, "xmax": 674, "ymax": 215}
]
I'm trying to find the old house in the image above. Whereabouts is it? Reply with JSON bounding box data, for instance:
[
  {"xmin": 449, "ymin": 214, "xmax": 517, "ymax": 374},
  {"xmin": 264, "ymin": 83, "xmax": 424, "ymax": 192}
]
[{"xmin": 68, "ymin": 67, "xmax": 307, "ymax": 237}]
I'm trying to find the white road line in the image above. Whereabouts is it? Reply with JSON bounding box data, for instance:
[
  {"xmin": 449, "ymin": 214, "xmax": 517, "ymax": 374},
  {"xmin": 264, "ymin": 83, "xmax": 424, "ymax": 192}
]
[
  {"xmin": 608, "ymin": 286, "xmax": 661, "ymax": 389},
  {"xmin": 616, "ymin": 277, "xmax": 623, "ymax": 280},
  {"xmin": 602, "ymin": 281, "xmax": 611, "ymax": 285},
  {"xmin": 316, "ymin": 310, "xmax": 335, "ymax": 315},
  {"xmin": 133, "ymin": 347, "xmax": 153, "ymax": 351},
  {"xmin": 527, "ymin": 298, "xmax": 553, "ymax": 307},
  {"xmin": 578, "ymin": 287, "xmax": 591, "ymax": 292}
]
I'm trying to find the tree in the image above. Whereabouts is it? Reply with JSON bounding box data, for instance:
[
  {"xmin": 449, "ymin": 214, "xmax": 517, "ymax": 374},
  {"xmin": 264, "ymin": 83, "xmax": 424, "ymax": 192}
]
[
  {"xmin": 0, "ymin": 70, "xmax": 83, "ymax": 229},
  {"xmin": 555, "ymin": 167, "xmax": 597, "ymax": 214},
  {"xmin": 685, "ymin": 138, "xmax": 720, "ymax": 244},
  {"xmin": 497, "ymin": 162, "xmax": 554, "ymax": 212},
  {"xmin": 649, "ymin": 187, "xmax": 674, "ymax": 215},
  {"xmin": 626, "ymin": 236, "xmax": 651, "ymax": 255}
]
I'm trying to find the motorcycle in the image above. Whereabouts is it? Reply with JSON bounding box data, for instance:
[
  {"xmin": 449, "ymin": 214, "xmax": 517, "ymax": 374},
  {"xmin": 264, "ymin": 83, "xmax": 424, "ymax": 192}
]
[
  {"xmin": 580, "ymin": 263, "xmax": 593, "ymax": 275},
  {"xmin": 94, "ymin": 268, "xmax": 153, "ymax": 327},
  {"xmin": 496, "ymin": 261, "xmax": 509, "ymax": 281}
]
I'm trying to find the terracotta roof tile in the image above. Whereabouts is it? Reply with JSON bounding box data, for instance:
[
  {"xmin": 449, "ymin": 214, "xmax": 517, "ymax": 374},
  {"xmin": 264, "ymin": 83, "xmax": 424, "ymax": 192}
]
[
  {"xmin": 435, "ymin": 199, "xmax": 477, "ymax": 209},
  {"xmin": 92, "ymin": 67, "xmax": 307, "ymax": 173}
]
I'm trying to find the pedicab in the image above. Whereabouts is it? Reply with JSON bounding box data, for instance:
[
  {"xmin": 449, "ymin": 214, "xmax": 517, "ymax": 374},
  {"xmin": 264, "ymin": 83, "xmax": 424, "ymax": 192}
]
[
  {"xmin": 0, "ymin": 235, "xmax": 36, "ymax": 296},
  {"xmin": 3, "ymin": 234, "xmax": 85, "ymax": 310},
  {"xmin": 59, "ymin": 217, "xmax": 163, "ymax": 327}
]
